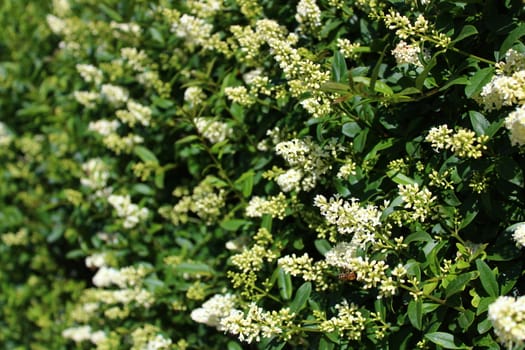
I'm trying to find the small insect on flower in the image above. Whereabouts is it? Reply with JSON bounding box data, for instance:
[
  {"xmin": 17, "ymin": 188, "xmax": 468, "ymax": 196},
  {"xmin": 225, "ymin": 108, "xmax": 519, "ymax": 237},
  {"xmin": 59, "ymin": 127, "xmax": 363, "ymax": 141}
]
[{"xmin": 338, "ymin": 269, "xmax": 357, "ymax": 282}]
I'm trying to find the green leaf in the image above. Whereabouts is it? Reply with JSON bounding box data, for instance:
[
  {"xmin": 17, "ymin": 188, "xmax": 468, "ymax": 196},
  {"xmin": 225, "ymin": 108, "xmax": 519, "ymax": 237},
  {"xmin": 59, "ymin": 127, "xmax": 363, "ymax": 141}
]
[
  {"xmin": 314, "ymin": 239, "xmax": 332, "ymax": 255},
  {"xmin": 452, "ymin": 25, "xmax": 478, "ymax": 44},
  {"xmin": 289, "ymin": 282, "xmax": 312, "ymax": 313},
  {"xmin": 458, "ymin": 309, "xmax": 475, "ymax": 330},
  {"xmin": 477, "ymin": 297, "xmax": 497, "ymax": 315},
  {"xmin": 277, "ymin": 267, "xmax": 293, "ymax": 300},
  {"xmin": 261, "ymin": 214, "xmax": 273, "ymax": 232},
  {"xmin": 152, "ymin": 96, "xmax": 174, "ymax": 108},
  {"xmin": 98, "ymin": 4, "xmax": 123, "ymax": 21},
  {"xmin": 220, "ymin": 219, "xmax": 250, "ymax": 231},
  {"xmin": 332, "ymin": 50, "xmax": 348, "ymax": 83},
  {"xmin": 134, "ymin": 146, "xmax": 159, "ymax": 165},
  {"xmin": 415, "ymin": 52, "xmax": 438, "ymax": 90},
  {"xmin": 342, "ymin": 122, "xmax": 362, "ymax": 138},
  {"xmin": 445, "ymin": 272, "xmax": 478, "ymax": 298},
  {"xmin": 475, "ymin": 259, "xmax": 499, "ymax": 297},
  {"xmin": 500, "ymin": 23, "xmax": 525, "ymax": 57},
  {"xmin": 469, "ymin": 111, "xmax": 490, "ymax": 136},
  {"xmin": 235, "ymin": 170, "xmax": 254, "ymax": 198},
  {"xmin": 408, "ymin": 299, "xmax": 423, "ymax": 330},
  {"xmin": 364, "ymin": 138, "xmax": 395, "ymax": 161},
  {"xmin": 386, "ymin": 170, "xmax": 416, "ymax": 185},
  {"xmin": 404, "ymin": 231, "xmax": 432, "ymax": 244},
  {"xmin": 353, "ymin": 128, "xmax": 369, "ymax": 153},
  {"xmin": 425, "ymin": 332, "xmax": 469, "ymax": 349},
  {"xmin": 149, "ymin": 28, "xmax": 164, "ymax": 44},
  {"xmin": 174, "ymin": 262, "xmax": 214, "ymax": 276},
  {"xmin": 477, "ymin": 318, "xmax": 493, "ymax": 334},
  {"xmin": 465, "ymin": 67, "xmax": 494, "ymax": 98},
  {"xmin": 227, "ymin": 341, "xmax": 243, "ymax": 350},
  {"xmin": 321, "ymin": 81, "xmax": 351, "ymax": 93}
]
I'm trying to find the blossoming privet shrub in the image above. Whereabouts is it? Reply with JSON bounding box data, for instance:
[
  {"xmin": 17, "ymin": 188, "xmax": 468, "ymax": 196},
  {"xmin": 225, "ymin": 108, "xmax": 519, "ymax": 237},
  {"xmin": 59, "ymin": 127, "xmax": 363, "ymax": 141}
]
[{"xmin": 3, "ymin": 0, "xmax": 525, "ymax": 349}]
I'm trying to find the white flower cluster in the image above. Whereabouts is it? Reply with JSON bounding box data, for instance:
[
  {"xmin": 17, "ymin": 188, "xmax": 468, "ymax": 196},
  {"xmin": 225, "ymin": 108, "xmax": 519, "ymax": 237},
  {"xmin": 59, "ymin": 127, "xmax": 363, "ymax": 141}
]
[
  {"xmin": 62, "ymin": 325, "xmax": 106, "ymax": 344},
  {"xmin": 391, "ymin": 41, "xmax": 424, "ymax": 67},
  {"xmin": 46, "ymin": 14, "xmax": 66, "ymax": 35},
  {"xmin": 224, "ymin": 86, "xmax": 256, "ymax": 106},
  {"xmin": 397, "ymin": 183, "xmax": 435, "ymax": 222},
  {"xmin": 512, "ymin": 223, "xmax": 525, "ymax": 248},
  {"xmin": 245, "ymin": 193, "xmax": 288, "ymax": 220},
  {"xmin": 479, "ymin": 49, "xmax": 525, "ymax": 111},
  {"xmin": 170, "ymin": 13, "xmax": 228, "ymax": 53},
  {"xmin": 425, "ymin": 124, "xmax": 488, "ymax": 158},
  {"xmin": 101, "ymin": 84, "xmax": 129, "ymax": 107},
  {"xmin": 74, "ymin": 91, "xmax": 100, "ymax": 109},
  {"xmin": 88, "ymin": 119, "xmax": 120, "ymax": 136},
  {"xmin": 488, "ymin": 296, "xmax": 525, "ymax": 349},
  {"xmin": 384, "ymin": 10, "xmax": 450, "ymax": 48},
  {"xmin": 1, "ymin": 228, "xmax": 29, "ymax": 246},
  {"xmin": 107, "ymin": 194, "xmax": 149, "ymax": 229},
  {"xmin": 194, "ymin": 117, "xmax": 233, "ymax": 144},
  {"xmin": 171, "ymin": 180, "xmax": 227, "ymax": 225},
  {"xmin": 274, "ymin": 137, "xmax": 335, "ymax": 192},
  {"xmin": 52, "ymin": 0, "xmax": 71, "ymax": 17},
  {"xmin": 295, "ymin": 0, "xmax": 322, "ymax": 33},
  {"xmin": 319, "ymin": 301, "xmax": 366, "ymax": 340},
  {"xmin": 505, "ymin": 105, "xmax": 525, "ymax": 146},
  {"xmin": 76, "ymin": 64, "xmax": 103, "ymax": 85},
  {"xmin": 92, "ymin": 265, "xmax": 149, "ymax": 288},
  {"xmin": 85, "ymin": 252, "xmax": 107, "ymax": 269},
  {"xmin": 81, "ymin": 158, "xmax": 110, "ymax": 190},
  {"xmin": 190, "ymin": 293, "xmax": 237, "ymax": 329},
  {"xmin": 337, "ymin": 159, "xmax": 357, "ymax": 179},
  {"xmin": 220, "ymin": 304, "xmax": 296, "ymax": 344},
  {"xmin": 184, "ymin": 86, "xmax": 206, "ymax": 108},
  {"xmin": 314, "ymin": 194, "xmax": 382, "ymax": 239},
  {"xmin": 130, "ymin": 325, "xmax": 172, "ymax": 350},
  {"xmin": 338, "ymin": 38, "xmax": 361, "ymax": 60},
  {"xmin": 324, "ymin": 243, "xmax": 397, "ymax": 295},
  {"xmin": 110, "ymin": 21, "xmax": 141, "ymax": 36},
  {"xmin": 278, "ymin": 253, "xmax": 329, "ymax": 290},
  {"xmin": 115, "ymin": 100, "xmax": 152, "ymax": 127},
  {"xmin": 121, "ymin": 47, "xmax": 148, "ymax": 72},
  {"xmin": 187, "ymin": 0, "xmax": 222, "ymax": 18}
]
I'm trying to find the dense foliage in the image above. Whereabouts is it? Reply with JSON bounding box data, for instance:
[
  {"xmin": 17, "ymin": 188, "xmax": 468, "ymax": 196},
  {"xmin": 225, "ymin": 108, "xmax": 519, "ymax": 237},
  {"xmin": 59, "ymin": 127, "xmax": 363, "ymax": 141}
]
[{"xmin": 2, "ymin": 0, "xmax": 525, "ymax": 349}]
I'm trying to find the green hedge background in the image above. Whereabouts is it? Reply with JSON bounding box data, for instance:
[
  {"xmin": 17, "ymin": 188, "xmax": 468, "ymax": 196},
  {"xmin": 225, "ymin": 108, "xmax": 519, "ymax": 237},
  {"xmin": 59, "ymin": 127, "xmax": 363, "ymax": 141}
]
[{"xmin": 2, "ymin": 0, "xmax": 525, "ymax": 349}]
